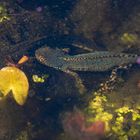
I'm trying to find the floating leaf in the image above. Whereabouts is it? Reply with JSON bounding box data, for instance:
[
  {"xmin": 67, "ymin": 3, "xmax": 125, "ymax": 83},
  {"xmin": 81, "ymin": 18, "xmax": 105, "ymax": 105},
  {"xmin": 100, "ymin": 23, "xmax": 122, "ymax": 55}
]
[{"xmin": 0, "ymin": 66, "xmax": 29, "ymax": 105}]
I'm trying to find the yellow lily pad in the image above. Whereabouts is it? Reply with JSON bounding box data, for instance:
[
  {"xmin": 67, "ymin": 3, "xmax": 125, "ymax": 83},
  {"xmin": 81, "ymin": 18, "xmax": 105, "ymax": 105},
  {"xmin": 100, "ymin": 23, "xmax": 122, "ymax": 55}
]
[{"xmin": 0, "ymin": 66, "xmax": 29, "ymax": 105}]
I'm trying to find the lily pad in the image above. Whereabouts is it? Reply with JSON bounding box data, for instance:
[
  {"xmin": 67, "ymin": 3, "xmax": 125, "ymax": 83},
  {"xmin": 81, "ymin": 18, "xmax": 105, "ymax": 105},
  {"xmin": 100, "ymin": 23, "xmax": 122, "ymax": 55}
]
[{"xmin": 0, "ymin": 66, "xmax": 29, "ymax": 105}]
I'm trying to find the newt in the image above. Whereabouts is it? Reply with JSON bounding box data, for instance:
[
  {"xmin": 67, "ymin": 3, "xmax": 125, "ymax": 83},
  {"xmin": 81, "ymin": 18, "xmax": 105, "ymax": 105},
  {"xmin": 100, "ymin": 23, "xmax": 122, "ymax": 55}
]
[
  {"xmin": 35, "ymin": 46, "xmax": 139, "ymax": 93},
  {"xmin": 35, "ymin": 47, "xmax": 139, "ymax": 72}
]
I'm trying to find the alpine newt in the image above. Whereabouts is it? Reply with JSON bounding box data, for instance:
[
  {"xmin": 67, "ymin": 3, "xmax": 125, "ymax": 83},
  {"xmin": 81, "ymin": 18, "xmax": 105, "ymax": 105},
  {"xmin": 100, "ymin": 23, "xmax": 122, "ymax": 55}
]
[{"xmin": 35, "ymin": 46, "xmax": 139, "ymax": 93}]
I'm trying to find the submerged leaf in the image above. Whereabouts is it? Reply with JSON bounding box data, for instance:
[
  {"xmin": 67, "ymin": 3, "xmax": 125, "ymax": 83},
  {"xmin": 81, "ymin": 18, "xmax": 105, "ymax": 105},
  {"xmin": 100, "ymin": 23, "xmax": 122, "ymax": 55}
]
[{"xmin": 0, "ymin": 66, "xmax": 29, "ymax": 105}]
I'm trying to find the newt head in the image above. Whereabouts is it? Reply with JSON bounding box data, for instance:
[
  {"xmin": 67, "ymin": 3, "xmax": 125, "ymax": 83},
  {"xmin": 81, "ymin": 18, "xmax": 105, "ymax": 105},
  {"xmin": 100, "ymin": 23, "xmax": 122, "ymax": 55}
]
[{"xmin": 35, "ymin": 46, "xmax": 67, "ymax": 69}]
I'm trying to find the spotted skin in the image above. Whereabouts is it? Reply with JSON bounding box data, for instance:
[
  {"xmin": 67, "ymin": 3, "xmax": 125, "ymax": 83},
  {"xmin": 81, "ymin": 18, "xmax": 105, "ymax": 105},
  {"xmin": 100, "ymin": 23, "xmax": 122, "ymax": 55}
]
[{"xmin": 35, "ymin": 47, "xmax": 138, "ymax": 72}]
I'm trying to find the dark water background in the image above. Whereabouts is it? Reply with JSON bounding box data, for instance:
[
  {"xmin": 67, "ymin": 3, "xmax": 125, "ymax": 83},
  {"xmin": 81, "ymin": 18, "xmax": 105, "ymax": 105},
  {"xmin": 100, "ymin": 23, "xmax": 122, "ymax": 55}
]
[{"xmin": 0, "ymin": 0, "xmax": 140, "ymax": 140}]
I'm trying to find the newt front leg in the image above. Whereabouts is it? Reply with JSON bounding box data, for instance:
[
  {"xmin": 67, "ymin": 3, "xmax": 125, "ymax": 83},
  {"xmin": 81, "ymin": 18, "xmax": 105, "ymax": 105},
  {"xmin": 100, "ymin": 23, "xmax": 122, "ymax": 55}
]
[{"xmin": 64, "ymin": 69, "xmax": 87, "ymax": 94}]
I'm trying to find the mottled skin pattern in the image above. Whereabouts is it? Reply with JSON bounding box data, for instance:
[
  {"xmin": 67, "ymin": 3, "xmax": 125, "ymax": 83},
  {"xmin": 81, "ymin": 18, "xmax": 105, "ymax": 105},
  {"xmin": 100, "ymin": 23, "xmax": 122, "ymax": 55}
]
[
  {"xmin": 35, "ymin": 47, "xmax": 138, "ymax": 72},
  {"xmin": 35, "ymin": 46, "xmax": 139, "ymax": 94}
]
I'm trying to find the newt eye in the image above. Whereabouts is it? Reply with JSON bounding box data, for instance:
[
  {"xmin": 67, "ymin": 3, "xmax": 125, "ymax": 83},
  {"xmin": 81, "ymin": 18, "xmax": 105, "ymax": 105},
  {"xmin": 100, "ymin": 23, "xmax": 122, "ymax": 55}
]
[{"xmin": 37, "ymin": 55, "xmax": 46, "ymax": 63}]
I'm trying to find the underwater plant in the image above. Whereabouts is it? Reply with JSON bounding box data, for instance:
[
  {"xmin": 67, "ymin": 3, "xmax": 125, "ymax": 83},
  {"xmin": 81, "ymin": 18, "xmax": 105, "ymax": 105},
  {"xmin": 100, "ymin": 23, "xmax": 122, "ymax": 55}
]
[
  {"xmin": 86, "ymin": 92, "xmax": 140, "ymax": 140},
  {"xmin": 32, "ymin": 74, "xmax": 49, "ymax": 83},
  {"xmin": 0, "ymin": 5, "xmax": 10, "ymax": 22},
  {"xmin": 120, "ymin": 33, "xmax": 138, "ymax": 45}
]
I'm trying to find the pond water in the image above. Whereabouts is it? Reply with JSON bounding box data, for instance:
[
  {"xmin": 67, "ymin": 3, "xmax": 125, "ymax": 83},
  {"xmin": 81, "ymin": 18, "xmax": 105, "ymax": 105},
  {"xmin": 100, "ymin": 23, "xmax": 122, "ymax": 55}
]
[{"xmin": 0, "ymin": 0, "xmax": 140, "ymax": 140}]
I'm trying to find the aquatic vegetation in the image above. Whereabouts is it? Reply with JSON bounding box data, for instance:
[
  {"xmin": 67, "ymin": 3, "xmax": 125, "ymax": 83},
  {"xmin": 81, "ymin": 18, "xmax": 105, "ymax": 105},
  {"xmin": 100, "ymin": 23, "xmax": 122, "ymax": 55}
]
[
  {"xmin": 0, "ymin": 5, "xmax": 10, "ymax": 22},
  {"xmin": 32, "ymin": 74, "xmax": 49, "ymax": 83},
  {"xmin": 112, "ymin": 106, "xmax": 140, "ymax": 139},
  {"xmin": 86, "ymin": 92, "xmax": 140, "ymax": 139},
  {"xmin": 62, "ymin": 108, "xmax": 105, "ymax": 140},
  {"xmin": 15, "ymin": 130, "xmax": 29, "ymax": 140},
  {"xmin": 120, "ymin": 33, "xmax": 138, "ymax": 45},
  {"xmin": 0, "ymin": 66, "xmax": 29, "ymax": 105},
  {"xmin": 71, "ymin": 0, "xmax": 111, "ymax": 39},
  {"xmin": 87, "ymin": 92, "xmax": 113, "ymax": 132},
  {"xmin": 5, "ymin": 55, "xmax": 29, "ymax": 67},
  {"xmin": 0, "ymin": 56, "xmax": 29, "ymax": 105},
  {"xmin": 17, "ymin": 55, "xmax": 29, "ymax": 65}
]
